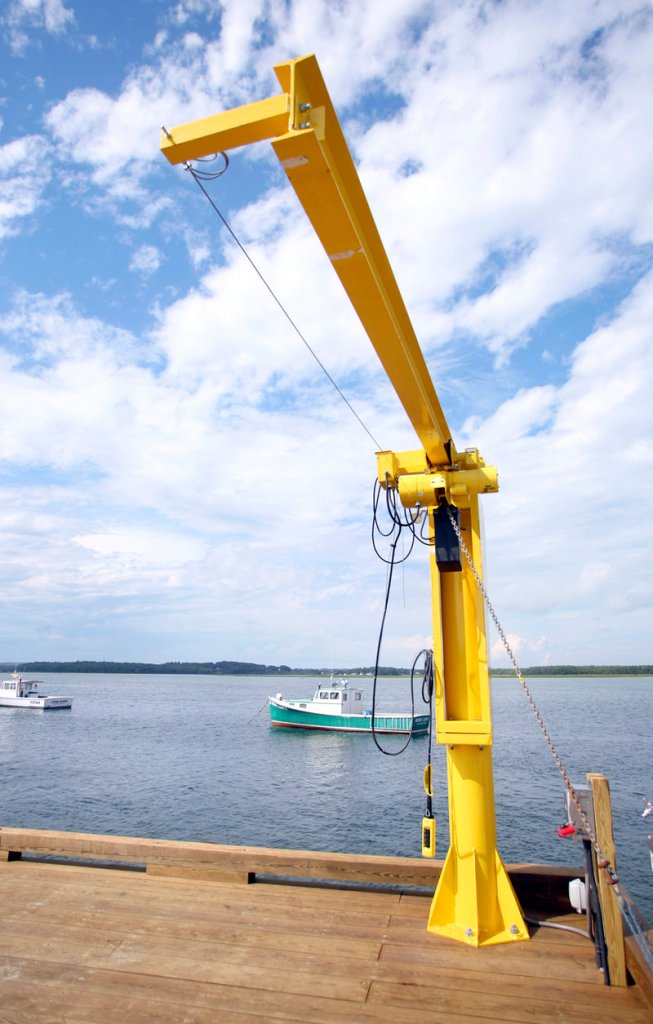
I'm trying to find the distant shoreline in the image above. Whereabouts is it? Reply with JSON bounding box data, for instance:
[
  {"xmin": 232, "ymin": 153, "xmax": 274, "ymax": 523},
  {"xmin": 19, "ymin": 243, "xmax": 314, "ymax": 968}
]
[{"xmin": 1, "ymin": 660, "xmax": 651, "ymax": 678}]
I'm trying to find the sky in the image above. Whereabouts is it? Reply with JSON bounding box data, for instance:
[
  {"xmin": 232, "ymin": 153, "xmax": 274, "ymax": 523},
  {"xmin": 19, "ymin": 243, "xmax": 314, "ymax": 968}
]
[{"xmin": 0, "ymin": 0, "xmax": 652, "ymax": 670}]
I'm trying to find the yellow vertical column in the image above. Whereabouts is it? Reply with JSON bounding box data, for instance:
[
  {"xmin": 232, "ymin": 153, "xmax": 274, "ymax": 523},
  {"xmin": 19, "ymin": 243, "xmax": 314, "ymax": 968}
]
[{"xmin": 427, "ymin": 498, "xmax": 528, "ymax": 946}]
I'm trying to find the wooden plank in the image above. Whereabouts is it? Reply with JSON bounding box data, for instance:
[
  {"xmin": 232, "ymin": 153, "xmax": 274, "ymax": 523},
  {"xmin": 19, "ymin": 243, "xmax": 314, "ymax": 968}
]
[
  {"xmin": 587, "ymin": 773, "xmax": 627, "ymax": 986},
  {"xmin": 0, "ymin": 857, "xmax": 403, "ymax": 913},
  {"xmin": 625, "ymin": 932, "xmax": 653, "ymax": 1012},
  {"xmin": 376, "ymin": 933, "xmax": 648, "ymax": 998},
  {"xmin": 0, "ymin": 868, "xmax": 401, "ymax": 958},
  {"xmin": 374, "ymin": 957, "xmax": 641, "ymax": 1012},
  {"xmin": 0, "ymin": 958, "xmax": 362, "ymax": 1024},
  {"xmin": 0, "ymin": 884, "xmax": 389, "ymax": 945},
  {"xmin": 0, "ymin": 823, "xmax": 440, "ymax": 888},
  {"xmin": 0, "ymin": 955, "xmax": 460, "ymax": 1024},
  {"xmin": 146, "ymin": 863, "xmax": 251, "ymax": 884},
  {"xmin": 376, "ymin": 935, "xmax": 607, "ymax": 983},
  {"xmin": 0, "ymin": 869, "xmax": 386, "ymax": 966},
  {"xmin": 0, "ymin": 954, "xmax": 536, "ymax": 1024},
  {"xmin": 0, "ymin": 827, "xmax": 581, "ymax": 901},
  {"xmin": 0, "ymin": 826, "xmax": 441, "ymax": 885},
  {"xmin": 367, "ymin": 979, "xmax": 650, "ymax": 1024},
  {"xmin": 0, "ymin": 919, "xmax": 372, "ymax": 1002},
  {"xmin": 0, "ymin": 900, "xmax": 383, "ymax": 963}
]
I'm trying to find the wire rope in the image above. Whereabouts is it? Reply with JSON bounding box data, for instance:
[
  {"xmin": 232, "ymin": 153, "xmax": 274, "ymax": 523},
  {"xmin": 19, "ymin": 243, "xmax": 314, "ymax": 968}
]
[{"xmin": 183, "ymin": 157, "xmax": 383, "ymax": 452}]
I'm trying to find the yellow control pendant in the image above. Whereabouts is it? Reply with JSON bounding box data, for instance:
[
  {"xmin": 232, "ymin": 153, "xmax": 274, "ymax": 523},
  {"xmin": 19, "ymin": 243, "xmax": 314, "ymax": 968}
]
[{"xmin": 422, "ymin": 816, "xmax": 436, "ymax": 858}]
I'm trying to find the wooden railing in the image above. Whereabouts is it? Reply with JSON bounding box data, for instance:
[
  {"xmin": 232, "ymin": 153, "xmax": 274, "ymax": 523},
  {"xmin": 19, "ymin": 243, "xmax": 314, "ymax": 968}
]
[{"xmin": 0, "ymin": 825, "xmax": 577, "ymax": 908}]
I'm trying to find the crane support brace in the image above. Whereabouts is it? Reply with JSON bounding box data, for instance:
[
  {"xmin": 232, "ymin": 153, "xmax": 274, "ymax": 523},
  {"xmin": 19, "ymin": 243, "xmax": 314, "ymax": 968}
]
[{"xmin": 162, "ymin": 53, "xmax": 527, "ymax": 948}]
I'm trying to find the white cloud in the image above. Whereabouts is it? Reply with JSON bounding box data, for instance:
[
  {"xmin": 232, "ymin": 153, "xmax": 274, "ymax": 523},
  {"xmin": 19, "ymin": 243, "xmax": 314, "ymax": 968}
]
[
  {"xmin": 355, "ymin": 1, "xmax": 653, "ymax": 360},
  {"xmin": 0, "ymin": 289, "xmax": 138, "ymax": 367},
  {"xmin": 129, "ymin": 243, "xmax": 163, "ymax": 276},
  {"xmin": 3, "ymin": 0, "xmax": 74, "ymax": 53},
  {"xmin": 73, "ymin": 528, "xmax": 205, "ymax": 567},
  {"xmin": 152, "ymin": 195, "xmax": 383, "ymax": 398},
  {"xmin": 181, "ymin": 226, "xmax": 211, "ymax": 268},
  {"xmin": 474, "ymin": 268, "xmax": 653, "ymax": 664},
  {"xmin": 116, "ymin": 195, "xmax": 173, "ymax": 231},
  {"xmin": 0, "ymin": 135, "xmax": 50, "ymax": 239},
  {"xmin": 45, "ymin": 84, "xmax": 153, "ymax": 191}
]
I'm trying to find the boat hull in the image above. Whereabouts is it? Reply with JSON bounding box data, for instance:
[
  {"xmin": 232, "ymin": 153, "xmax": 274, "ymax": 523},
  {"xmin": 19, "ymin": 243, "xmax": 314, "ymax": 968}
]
[
  {"xmin": 0, "ymin": 696, "xmax": 72, "ymax": 710},
  {"xmin": 269, "ymin": 699, "xmax": 428, "ymax": 734}
]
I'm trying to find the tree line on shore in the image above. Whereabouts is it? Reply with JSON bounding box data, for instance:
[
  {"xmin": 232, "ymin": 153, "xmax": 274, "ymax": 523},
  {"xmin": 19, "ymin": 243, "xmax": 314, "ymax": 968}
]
[
  {"xmin": 0, "ymin": 660, "xmax": 406, "ymax": 676},
  {"xmin": 1, "ymin": 660, "xmax": 652, "ymax": 677}
]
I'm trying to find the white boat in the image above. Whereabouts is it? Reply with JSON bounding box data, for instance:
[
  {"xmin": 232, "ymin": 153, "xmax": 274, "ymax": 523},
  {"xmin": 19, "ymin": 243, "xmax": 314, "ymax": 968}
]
[{"xmin": 0, "ymin": 673, "xmax": 72, "ymax": 710}]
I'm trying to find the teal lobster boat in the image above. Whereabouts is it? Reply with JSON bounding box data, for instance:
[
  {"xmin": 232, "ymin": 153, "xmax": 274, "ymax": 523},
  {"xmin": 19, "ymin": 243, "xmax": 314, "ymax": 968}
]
[{"xmin": 269, "ymin": 677, "xmax": 429, "ymax": 734}]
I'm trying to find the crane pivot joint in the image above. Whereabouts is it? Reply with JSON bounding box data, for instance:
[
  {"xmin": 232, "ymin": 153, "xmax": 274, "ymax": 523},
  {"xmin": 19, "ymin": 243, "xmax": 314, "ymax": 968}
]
[{"xmin": 377, "ymin": 447, "xmax": 498, "ymax": 509}]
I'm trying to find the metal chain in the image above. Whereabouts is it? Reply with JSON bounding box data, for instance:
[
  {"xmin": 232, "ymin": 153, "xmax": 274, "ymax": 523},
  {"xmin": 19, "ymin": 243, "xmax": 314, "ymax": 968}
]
[{"xmin": 443, "ymin": 503, "xmax": 653, "ymax": 968}]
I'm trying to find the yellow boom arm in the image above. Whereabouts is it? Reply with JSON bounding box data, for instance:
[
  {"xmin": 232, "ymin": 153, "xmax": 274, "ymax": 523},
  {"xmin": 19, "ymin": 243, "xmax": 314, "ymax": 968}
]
[
  {"xmin": 162, "ymin": 53, "xmax": 527, "ymax": 948},
  {"xmin": 162, "ymin": 55, "xmax": 451, "ymax": 467}
]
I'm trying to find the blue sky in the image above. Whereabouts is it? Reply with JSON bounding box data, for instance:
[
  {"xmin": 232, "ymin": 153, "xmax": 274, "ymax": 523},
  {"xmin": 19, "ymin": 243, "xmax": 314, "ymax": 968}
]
[{"xmin": 1, "ymin": 0, "xmax": 652, "ymax": 669}]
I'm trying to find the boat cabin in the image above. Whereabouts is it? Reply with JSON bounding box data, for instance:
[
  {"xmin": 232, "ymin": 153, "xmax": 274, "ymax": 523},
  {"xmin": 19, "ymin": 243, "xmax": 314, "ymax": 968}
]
[
  {"xmin": 312, "ymin": 681, "xmax": 365, "ymax": 716},
  {"xmin": 1, "ymin": 676, "xmax": 40, "ymax": 698}
]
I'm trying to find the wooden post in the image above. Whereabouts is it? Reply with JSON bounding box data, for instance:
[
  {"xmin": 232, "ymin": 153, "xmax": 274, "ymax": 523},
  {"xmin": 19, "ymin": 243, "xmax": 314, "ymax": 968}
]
[{"xmin": 587, "ymin": 772, "xmax": 627, "ymax": 986}]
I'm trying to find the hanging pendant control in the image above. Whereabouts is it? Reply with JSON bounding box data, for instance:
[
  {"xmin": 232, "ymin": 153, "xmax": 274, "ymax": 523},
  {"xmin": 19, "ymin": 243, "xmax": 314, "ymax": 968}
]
[{"xmin": 422, "ymin": 816, "xmax": 436, "ymax": 858}]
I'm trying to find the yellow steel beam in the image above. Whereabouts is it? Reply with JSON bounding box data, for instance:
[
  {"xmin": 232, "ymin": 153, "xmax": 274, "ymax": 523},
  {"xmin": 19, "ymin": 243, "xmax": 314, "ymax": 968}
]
[
  {"xmin": 427, "ymin": 498, "xmax": 527, "ymax": 946},
  {"xmin": 161, "ymin": 94, "xmax": 289, "ymax": 165},
  {"xmin": 161, "ymin": 54, "xmax": 452, "ymax": 466}
]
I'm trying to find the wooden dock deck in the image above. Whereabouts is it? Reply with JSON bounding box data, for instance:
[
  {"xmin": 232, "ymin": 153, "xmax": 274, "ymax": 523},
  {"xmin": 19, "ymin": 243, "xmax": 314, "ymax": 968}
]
[{"xmin": 0, "ymin": 828, "xmax": 651, "ymax": 1023}]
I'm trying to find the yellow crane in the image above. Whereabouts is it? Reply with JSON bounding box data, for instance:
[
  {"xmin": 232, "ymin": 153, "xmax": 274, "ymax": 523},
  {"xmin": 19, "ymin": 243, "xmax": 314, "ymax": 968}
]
[{"xmin": 161, "ymin": 53, "xmax": 528, "ymax": 947}]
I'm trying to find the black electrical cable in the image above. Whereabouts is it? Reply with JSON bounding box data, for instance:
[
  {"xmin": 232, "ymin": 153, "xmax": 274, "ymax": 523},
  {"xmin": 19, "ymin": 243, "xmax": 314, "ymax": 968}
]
[
  {"xmin": 370, "ymin": 533, "xmax": 413, "ymax": 756},
  {"xmin": 372, "ymin": 478, "xmax": 435, "ymax": 559},
  {"xmin": 369, "ymin": 475, "xmax": 437, "ymax": 757},
  {"xmin": 187, "ymin": 152, "xmax": 230, "ymax": 180},
  {"xmin": 421, "ymin": 649, "xmax": 435, "ymax": 778},
  {"xmin": 369, "ymin": 526, "xmax": 434, "ymax": 757},
  {"xmin": 371, "ymin": 479, "xmax": 416, "ymax": 565}
]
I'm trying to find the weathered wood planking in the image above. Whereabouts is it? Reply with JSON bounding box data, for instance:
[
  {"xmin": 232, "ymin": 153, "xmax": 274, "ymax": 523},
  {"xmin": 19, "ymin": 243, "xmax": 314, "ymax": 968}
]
[
  {"xmin": 587, "ymin": 772, "xmax": 628, "ymax": 986},
  {"xmin": 0, "ymin": 852, "xmax": 650, "ymax": 1023},
  {"xmin": 0, "ymin": 826, "xmax": 580, "ymax": 907},
  {"xmin": 626, "ymin": 931, "xmax": 653, "ymax": 1010}
]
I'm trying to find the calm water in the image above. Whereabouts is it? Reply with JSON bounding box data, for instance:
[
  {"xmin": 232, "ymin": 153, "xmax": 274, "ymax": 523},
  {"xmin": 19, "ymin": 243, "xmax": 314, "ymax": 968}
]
[{"xmin": 1, "ymin": 673, "xmax": 651, "ymax": 922}]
